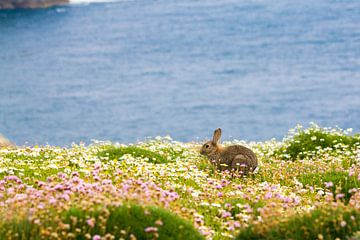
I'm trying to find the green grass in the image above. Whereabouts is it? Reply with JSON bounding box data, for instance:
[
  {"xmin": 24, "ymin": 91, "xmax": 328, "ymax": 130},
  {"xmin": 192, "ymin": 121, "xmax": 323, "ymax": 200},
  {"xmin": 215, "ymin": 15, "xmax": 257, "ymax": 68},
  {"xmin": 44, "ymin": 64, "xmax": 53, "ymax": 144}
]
[
  {"xmin": 0, "ymin": 204, "xmax": 204, "ymax": 240},
  {"xmin": 98, "ymin": 146, "xmax": 169, "ymax": 164},
  {"xmin": 0, "ymin": 147, "xmax": 67, "ymax": 181},
  {"xmin": 237, "ymin": 206, "xmax": 360, "ymax": 240},
  {"xmin": 298, "ymin": 171, "xmax": 360, "ymax": 202},
  {"xmin": 275, "ymin": 128, "xmax": 360, "ymax": 160}
]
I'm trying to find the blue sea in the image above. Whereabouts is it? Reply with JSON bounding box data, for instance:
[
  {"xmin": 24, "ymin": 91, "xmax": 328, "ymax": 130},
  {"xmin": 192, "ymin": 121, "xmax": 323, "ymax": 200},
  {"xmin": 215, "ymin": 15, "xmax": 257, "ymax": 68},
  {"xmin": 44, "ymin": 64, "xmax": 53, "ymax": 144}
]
[{"xmin": 0, "ymin": 0, "xmax": 360, "ymax": 146}]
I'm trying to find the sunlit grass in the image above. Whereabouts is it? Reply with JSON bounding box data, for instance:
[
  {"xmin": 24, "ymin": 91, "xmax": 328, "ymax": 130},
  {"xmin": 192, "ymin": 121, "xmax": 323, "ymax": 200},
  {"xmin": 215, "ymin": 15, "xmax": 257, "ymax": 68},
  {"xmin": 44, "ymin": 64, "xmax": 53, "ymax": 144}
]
[
  {"xmin": 237, "ymin": 205, "xmax": 360, "ymax": 240},
  {"xmin": 274, "ymin": 124, "xmax": 360, "ymax": 160},
  {"xmin": 97, "ymin": 145, "xmax": 169, "ymax": 164}
]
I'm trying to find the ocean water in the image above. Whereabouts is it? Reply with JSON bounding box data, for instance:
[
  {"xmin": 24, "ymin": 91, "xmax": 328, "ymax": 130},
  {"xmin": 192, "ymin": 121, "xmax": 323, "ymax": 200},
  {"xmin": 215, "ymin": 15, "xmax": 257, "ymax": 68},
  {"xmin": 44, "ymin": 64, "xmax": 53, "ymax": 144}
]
[{"xmin": 0, "ymin": 0, "xmax": 360, "ymax": 146}]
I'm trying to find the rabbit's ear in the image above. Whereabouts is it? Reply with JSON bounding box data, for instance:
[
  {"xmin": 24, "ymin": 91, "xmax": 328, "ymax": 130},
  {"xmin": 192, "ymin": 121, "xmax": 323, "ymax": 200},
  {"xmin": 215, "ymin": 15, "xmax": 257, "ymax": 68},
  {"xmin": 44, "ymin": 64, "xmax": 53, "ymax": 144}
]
[{"xmin": 212, "ymin": 128, "xmax": 222, "ymax": 144}]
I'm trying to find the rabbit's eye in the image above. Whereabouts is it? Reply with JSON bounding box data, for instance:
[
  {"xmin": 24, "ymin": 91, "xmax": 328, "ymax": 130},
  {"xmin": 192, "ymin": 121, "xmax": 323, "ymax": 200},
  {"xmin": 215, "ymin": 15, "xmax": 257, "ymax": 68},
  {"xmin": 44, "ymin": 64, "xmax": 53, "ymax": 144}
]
[{"xmin": 205, "ymin": 144, "xmax": 209, "ymax": 148}]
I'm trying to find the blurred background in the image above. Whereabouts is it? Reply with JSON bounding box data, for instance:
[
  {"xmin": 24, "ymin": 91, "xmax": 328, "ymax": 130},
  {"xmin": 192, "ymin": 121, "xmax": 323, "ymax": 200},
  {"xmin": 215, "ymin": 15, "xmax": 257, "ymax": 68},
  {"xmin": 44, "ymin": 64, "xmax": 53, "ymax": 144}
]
[{"xmin": 0, "ymin": 0, "xmax": 359, "ymax": 146}]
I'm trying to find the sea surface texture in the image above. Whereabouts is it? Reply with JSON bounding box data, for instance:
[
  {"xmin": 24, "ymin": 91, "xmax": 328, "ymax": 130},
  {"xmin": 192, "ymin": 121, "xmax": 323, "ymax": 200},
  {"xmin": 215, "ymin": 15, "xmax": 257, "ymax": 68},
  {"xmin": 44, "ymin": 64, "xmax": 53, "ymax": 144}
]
[{"xmin": 0, "ymin": 0, "xmax": 360, "ymax": 146}]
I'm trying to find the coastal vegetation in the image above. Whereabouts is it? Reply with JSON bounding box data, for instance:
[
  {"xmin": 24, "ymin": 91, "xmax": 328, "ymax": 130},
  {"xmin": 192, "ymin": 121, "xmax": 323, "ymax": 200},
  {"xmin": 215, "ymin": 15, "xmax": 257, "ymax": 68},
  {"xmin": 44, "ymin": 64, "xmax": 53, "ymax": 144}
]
[{"xmin": 0, "ymin": 124, "xmax": 359, "ymax": 239}]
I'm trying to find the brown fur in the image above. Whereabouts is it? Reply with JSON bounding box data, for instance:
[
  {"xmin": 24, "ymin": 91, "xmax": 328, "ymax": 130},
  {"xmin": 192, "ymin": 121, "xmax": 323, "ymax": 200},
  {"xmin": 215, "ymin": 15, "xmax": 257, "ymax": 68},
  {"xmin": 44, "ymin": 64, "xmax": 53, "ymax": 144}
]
[{"xmin": 200, "ymin": 128, "xmax": 258, "ymax": 174}]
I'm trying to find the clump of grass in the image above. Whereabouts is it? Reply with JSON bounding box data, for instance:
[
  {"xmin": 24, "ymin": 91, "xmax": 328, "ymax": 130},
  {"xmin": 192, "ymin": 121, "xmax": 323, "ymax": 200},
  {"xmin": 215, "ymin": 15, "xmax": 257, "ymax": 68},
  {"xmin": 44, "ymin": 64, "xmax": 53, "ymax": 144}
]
[
  {"xmin": 98, "ymin": 146, "xmax": 168, "ymax": 164},
  {"xmin": 275, "ymin": 126, "xmax": 360, "ymax": 160},
  {"xmin": 0, "ymin": 204, "xmax": 204, "ymax": 240},
  {"xmin": 237, "ymin": 205, "xmax": 360, "ymax": 240},
  {"xmin": 298, "ymin": 171, "xmax": 360, "ymax": 202}
]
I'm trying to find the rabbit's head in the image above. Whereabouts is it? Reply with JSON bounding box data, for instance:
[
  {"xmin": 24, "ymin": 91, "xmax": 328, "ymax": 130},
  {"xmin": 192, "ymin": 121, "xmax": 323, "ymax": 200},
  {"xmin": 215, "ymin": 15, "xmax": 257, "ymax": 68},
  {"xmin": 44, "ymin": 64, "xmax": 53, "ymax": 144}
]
[{"xmin": 200, "ymin": 128, "xmax": 222, "ymax": 157}]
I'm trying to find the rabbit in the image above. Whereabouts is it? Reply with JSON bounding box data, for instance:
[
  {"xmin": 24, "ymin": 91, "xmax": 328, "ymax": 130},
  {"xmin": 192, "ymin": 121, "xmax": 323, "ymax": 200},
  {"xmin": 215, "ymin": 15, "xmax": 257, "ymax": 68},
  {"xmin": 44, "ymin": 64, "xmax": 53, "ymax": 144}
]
[{"xmin": 200, "ymin": 128, "xmax": 258, "ymax": 174}]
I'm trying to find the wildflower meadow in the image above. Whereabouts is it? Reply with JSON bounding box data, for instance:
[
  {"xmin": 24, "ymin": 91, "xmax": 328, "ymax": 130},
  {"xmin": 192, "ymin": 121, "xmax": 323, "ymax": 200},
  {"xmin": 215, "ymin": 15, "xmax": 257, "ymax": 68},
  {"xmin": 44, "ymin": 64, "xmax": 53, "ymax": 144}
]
[{"xmin": 1, "ymin": 124, "xmax": 360, "ymax": 240}]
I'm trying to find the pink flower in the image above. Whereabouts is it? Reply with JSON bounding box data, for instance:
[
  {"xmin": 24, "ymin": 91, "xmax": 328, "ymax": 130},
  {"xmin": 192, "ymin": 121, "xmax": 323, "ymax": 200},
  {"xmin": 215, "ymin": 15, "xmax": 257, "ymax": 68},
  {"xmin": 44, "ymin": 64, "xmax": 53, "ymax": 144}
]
[
  {"xmin": 101, "ymin": 179, "xmax": 112, "ymax": 185},
  {"xmin": 336, "ymin": 193, "xmax": 345, "ymax": 199},
  {"xmin": 57, "ymin": 172, "xmax": 67, "ymax": 179},
  {"xmin": 71, "ymin": 177, "xmax": 81, "ymax": 184},
  {"xmin": 54, "ymin": 184, "xmax": 64, "ymax": 191},
  {"xmin": 92, "ymin": 235, "xmax": 101, "ymax": 240},
  {"xmin": 264, "ymin": 192, "xmax": 272, "ymax": 199},
  {"xmin": 221, "ymin": 179, "xmax": 230, "ymax": 187},
  {"xmin": 6, "ymin": 175, "xmax": 22, "ymax": 184},
  {"xmin": 86, "ymin": 218, "xmax": 95, "ymax": 228},
  {"xmin": 37, "ymin": 181, "xmax": 45, "ymax": 187},
  {"xmin": 224, "ymin": 203, "xmax": 232, "ymax": 208},
  {"xmin": 234, "ymin": 221, "xmax": 241, "ymax": 228},
  {"xmin": 325, "ymin": 182, "xmax": 333, "ymax": 188},
  {"xmin": 93, "ymin": 163, "xmax": 101, "ymax": 170},
  {"xmin": 61, "ymin": 193, "xmax": 70, "ymax": 201},
  {"xmin": 144, "ymin": 227, "xmax": 158, "ymax": 233},
  {"xmin": 221, "ymin": 211, "xmax": 232, "ymax": 218}
]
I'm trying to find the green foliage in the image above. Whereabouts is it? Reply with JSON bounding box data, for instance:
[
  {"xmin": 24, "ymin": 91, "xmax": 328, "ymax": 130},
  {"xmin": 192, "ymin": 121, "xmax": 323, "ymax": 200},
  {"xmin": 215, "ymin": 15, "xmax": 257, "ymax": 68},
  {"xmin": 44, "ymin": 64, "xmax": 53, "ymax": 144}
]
[
  {"xmin": 298, "ymin": 171, "xmax": 360, "ymax": 202},
  {"xmin": 0, "ymin": 219, "xmax": 38, "ymax": 239},
  {"xmin": 158, "ymin": 147, "xmax": 184, "ymax": 160},
  {"xmin": 98, "ymin": 146, "xmax": 168, "ymax": 164},
  {"xmin": 0, "ymin": 147, "xmax": 65, "ymax": 181},
  {"xmin": 237, "ymin": 206, "xmax": 360, "ymax": 240},
  {"xmin": 274, "ymin": 127, "xmax": 360, "ymax": 160},
  {"xmin": 1, "ymin": 204, "xmax": 204, "ymax": 240}
]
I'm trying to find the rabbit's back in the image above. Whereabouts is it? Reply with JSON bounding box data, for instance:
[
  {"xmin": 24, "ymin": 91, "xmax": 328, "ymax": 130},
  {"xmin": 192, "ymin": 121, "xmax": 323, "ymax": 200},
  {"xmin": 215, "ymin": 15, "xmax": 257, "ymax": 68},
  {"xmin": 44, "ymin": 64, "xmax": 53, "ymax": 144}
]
[{"xmin": 219, "ymin": 145, "xmax": 258, "ymax": 171}]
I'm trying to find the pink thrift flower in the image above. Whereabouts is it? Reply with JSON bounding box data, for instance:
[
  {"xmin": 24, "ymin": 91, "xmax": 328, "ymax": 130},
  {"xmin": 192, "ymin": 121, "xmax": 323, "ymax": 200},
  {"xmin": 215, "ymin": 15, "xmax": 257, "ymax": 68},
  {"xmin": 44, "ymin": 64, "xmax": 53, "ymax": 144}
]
[
  {"xmin": 6, "ymin": 175, "xmax": 22, "ymax": 184},
  {"xmin": 92, "ymin": 235, "xmax": 101, "ymax": 240},
  {"xmin": 264, "ymin": 192, "xmax": 272, "ymax": 199},
  {"xmin": 93, "ymin": 163, "xmax": 101, "ymax": 170},
  {"xmin": 61, "ymin": 193, "xmax": 70, "ymax": 201},
  {"xmin": 325, "ymin": 182, "xmax": 333, "ymax": 188},
  {"xmin": 58, "ymin": 172, "xmax": 67, "ymax": 179},
  {"xmin": 54, "ymin": 184, "xmax": 64, "ymax": 191},
  {"xmin": 221, "ymin": 211, "xmax": 232, "ymax": 218},
  {"xmin": 86, "ymin": 218, "xmax": 95, "ymax": 228},
  {"xmin": 224, "ymin": 203, "xmax": 232, "ymax": 208},
  {"xmin": 144, "ymin": 227, "xmax": 158, "ymax": 233},
  {"xmin": 221, "ymin": 179, "xmax": 230, "ymax": 186},
  {"xmin": 234, "ymin": 221, "xmax": 241, "ymax": 228},
  {"xmin": 336, "ymin": 193, "xmax": 345, "ymax": 199},
  {"xmin": 101, "ymin": 179, "xmax": 112, "ymax": 185}
]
